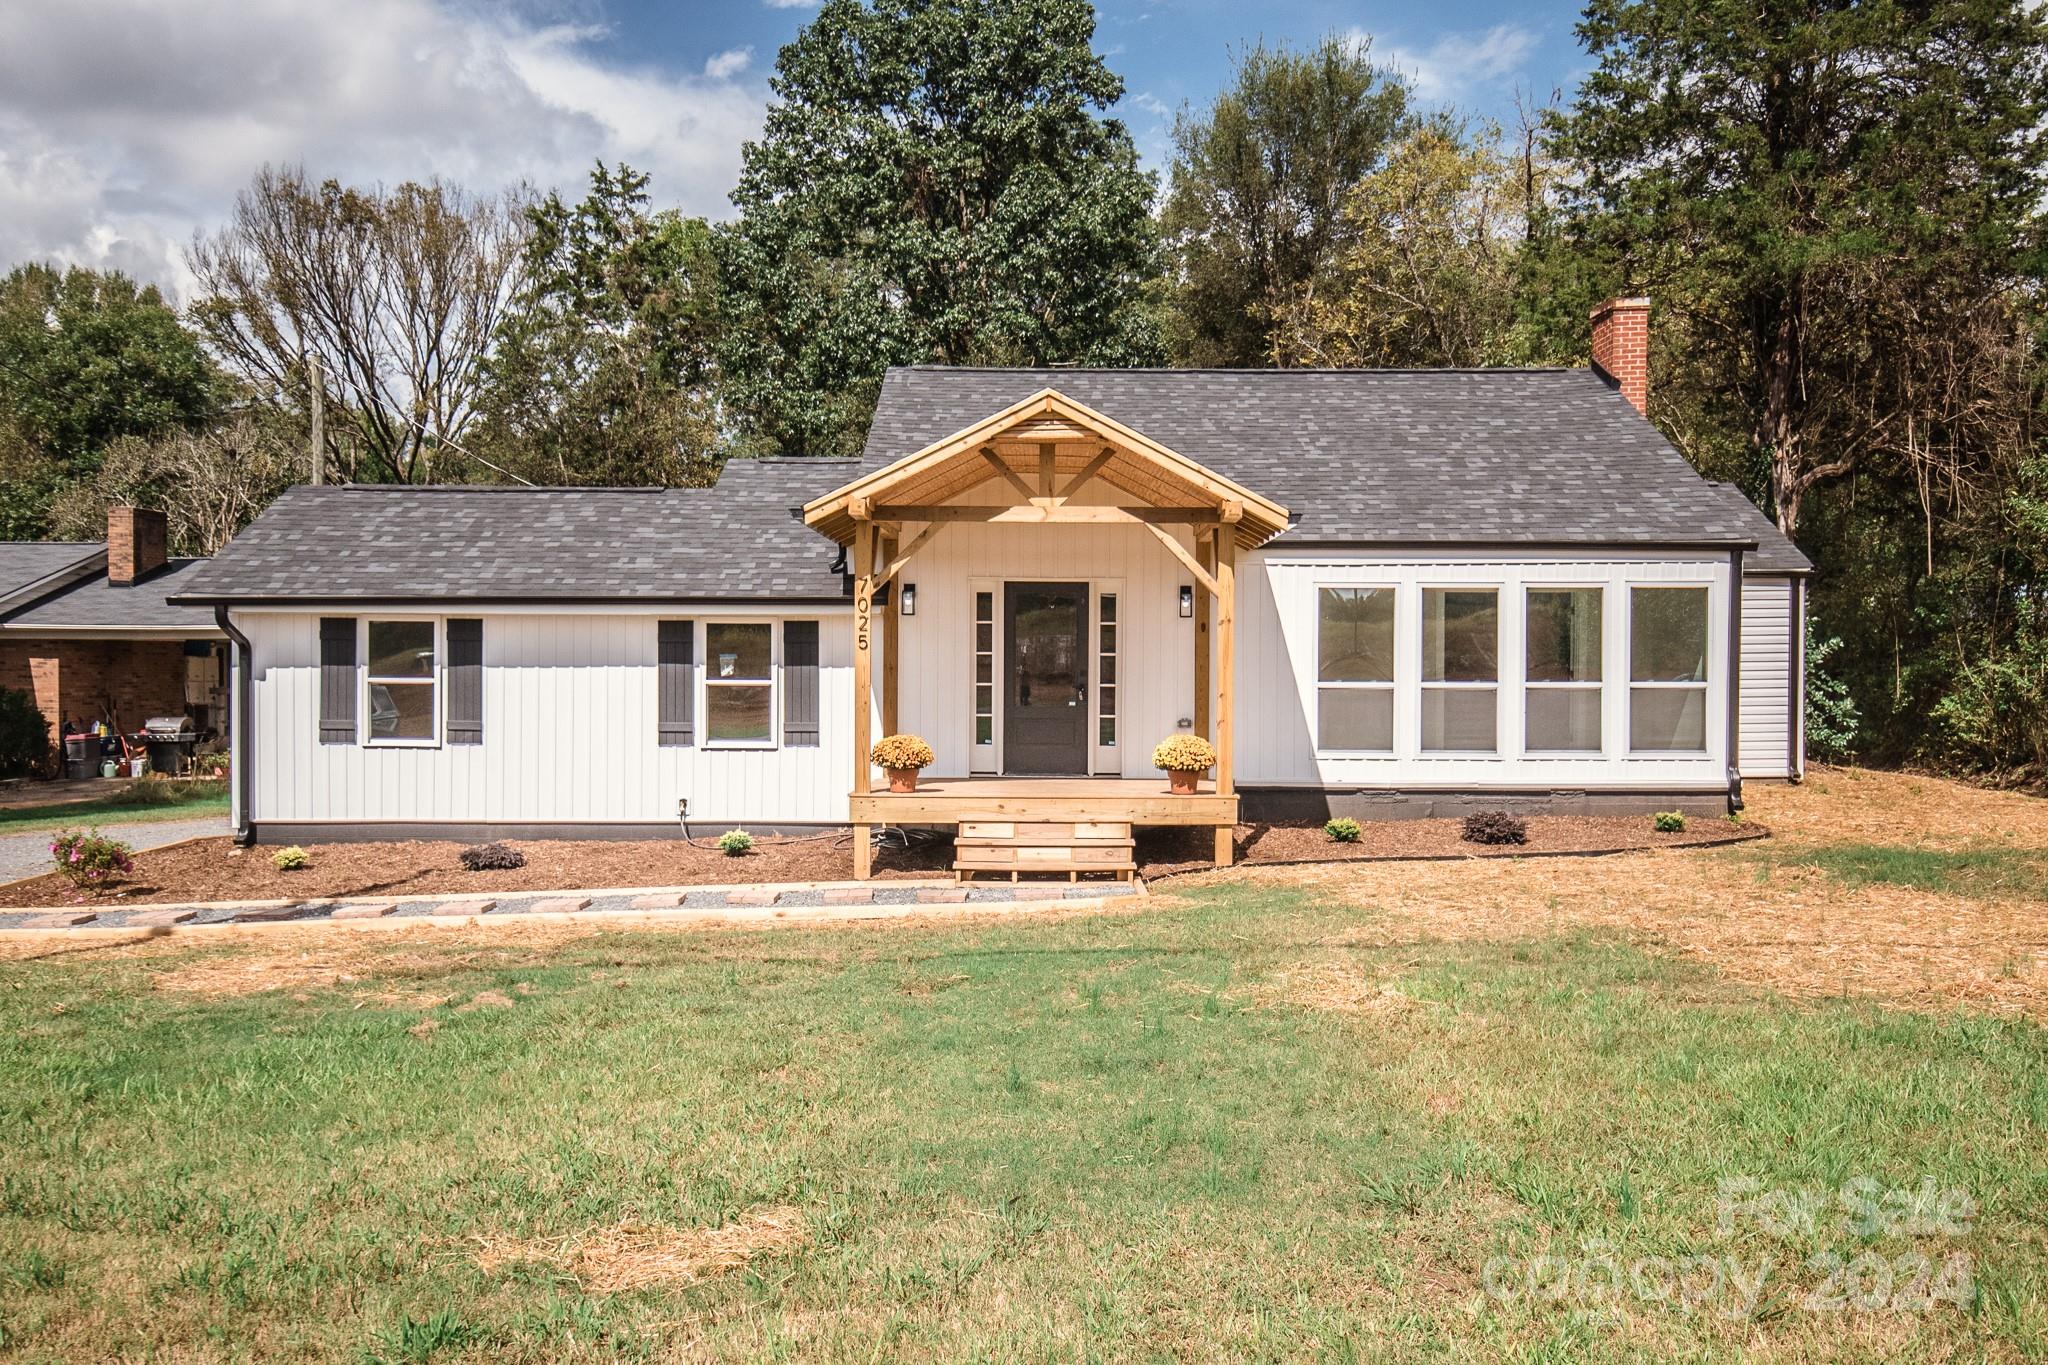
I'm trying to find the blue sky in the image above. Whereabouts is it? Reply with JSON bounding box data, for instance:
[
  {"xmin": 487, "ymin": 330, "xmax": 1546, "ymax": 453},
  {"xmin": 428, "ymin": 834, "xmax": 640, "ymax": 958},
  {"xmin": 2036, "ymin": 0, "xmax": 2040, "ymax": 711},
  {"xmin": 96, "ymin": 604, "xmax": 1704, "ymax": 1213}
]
[{"xmin": 0, "ymin": 0, "xmax": 1589, "ymax": 295}]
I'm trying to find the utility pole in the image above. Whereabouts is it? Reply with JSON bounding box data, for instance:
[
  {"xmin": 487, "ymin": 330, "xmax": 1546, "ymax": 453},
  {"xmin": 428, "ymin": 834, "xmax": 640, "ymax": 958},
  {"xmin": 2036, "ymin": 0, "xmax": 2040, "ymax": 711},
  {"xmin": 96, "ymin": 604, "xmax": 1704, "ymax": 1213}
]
[{"xmin": 308, "ymin": 353, "xmax": 324, "ymax": 485}]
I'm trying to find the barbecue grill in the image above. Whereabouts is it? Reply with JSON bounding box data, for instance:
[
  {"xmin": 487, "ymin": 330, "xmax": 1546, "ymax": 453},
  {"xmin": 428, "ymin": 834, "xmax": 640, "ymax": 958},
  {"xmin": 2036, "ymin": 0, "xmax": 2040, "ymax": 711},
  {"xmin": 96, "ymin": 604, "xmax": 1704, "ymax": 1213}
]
[{"xmin": 139, "ymin": 716, "xmax": 198, "ymax": 776}]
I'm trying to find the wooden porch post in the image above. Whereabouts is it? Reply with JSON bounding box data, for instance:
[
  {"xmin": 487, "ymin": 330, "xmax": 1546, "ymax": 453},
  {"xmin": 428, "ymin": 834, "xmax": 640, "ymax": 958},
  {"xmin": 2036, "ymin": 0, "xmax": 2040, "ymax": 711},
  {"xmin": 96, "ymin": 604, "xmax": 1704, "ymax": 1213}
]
[
  {"xmin": 880, "ymin": 532, "xmax": 900, "ymax": 736},
  {"xmin": 1193, "ymin": 530, "xmax": 1213, "ymax": 740},
  {"xmin": 1213, "ymin": 529, "xmax": 1236, "ymax": 867},
  {"xmin": 852, "ymin": 519, "xmax": 876, "ymax": 879}
]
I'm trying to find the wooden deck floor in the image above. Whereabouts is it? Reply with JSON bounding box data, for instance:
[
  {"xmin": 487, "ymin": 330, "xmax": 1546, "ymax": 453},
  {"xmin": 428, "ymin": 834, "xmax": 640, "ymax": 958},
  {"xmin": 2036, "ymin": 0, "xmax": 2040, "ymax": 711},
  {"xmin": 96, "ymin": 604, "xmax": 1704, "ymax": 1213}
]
[{"xmin": 849, "ymin": 776, "xmax": 1236, "ymax": 827}]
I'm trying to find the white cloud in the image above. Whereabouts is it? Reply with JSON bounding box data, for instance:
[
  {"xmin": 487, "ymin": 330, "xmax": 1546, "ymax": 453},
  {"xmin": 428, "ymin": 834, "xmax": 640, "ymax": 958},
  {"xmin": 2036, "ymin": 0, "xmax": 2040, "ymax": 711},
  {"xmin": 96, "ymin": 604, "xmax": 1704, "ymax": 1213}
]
[
  {"xmin": 1358, "ymin": 23, "xmax": 1540, "ymax": 104},
  {"xmin": 0, "ymin": 0, "xmax": 770, "ymax": 298},
  {"xmin": 763, "ymin": 0, "xmax": 819, "ymax": 8},
  {"xmin": 704, "ymin": 46, "xmax": 753, "ymax": 80},
  {"xmin": 1130, "ymin": 91, "xmax": 1171, "ymax": 119}
]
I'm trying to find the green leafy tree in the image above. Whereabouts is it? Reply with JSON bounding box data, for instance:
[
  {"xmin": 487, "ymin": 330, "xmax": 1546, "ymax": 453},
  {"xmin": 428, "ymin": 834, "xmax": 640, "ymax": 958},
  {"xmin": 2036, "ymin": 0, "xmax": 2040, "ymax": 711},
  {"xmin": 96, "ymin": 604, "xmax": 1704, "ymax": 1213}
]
[
  {"xmin": 478, "ymin": 164, "xmax": 722, "ymax": 486},
  {"xmin": 716, "ymin": 0, "xmax": 1162, "ymax": 456},
  {"xmin": 1160, "ymin": 37, "xmax": 1410, "ymax": 367},
  {"xmin": 0, "ymin": 264, "xmax": 219, "ymax": 537},
  {"xmin": 1552, "ymin": 0, "xmax": 2048, "ymax": 534}
]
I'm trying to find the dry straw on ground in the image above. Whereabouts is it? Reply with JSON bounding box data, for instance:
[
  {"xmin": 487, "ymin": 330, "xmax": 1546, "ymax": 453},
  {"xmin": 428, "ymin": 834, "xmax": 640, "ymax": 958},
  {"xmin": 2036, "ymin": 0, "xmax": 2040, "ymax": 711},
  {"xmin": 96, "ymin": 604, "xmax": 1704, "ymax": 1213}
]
[{"xmin": 468, "ymin": 1205, "xmax": 809, "ymax": 1294}]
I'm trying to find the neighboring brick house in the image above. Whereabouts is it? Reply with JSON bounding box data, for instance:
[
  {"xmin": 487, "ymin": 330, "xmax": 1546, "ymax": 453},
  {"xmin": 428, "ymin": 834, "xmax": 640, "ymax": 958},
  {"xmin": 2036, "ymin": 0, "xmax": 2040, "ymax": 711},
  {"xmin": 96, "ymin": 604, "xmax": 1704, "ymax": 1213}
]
[{"xmin": 0, "ymin": 508, "xmax": 227, "ymax": 768}]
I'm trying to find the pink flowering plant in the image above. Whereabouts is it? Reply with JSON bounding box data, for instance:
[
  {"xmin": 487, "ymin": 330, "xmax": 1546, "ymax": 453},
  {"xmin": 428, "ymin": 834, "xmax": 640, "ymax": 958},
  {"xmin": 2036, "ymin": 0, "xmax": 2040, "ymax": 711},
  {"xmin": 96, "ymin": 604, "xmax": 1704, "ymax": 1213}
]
[{"xmin": 49, "ymin": 828, "xmax": 136, "ymax": 897}]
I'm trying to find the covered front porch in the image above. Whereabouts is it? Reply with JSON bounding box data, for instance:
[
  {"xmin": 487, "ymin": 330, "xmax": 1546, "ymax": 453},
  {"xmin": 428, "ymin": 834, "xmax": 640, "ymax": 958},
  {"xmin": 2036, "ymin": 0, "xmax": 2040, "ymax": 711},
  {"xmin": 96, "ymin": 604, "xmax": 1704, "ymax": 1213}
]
[{"xmin": 803, "ymin": 389, "xmax": 1289, "ymax": 880}]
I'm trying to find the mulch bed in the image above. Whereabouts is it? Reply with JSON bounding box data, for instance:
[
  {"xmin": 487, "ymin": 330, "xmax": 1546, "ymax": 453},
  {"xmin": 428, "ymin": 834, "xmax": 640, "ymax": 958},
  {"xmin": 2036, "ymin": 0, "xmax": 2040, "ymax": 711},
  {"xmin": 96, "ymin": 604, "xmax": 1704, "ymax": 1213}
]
[
  {"xmin": 0, "ymin": 817, "xmax": 1764, "ymax": 909},
  {"xmin": 0, "ymin": 832, "xmax": 953, "ymax": 908},
  {"xmin": 1138, "ymin": 816, "xmax": 1765, "ymax": 879}
]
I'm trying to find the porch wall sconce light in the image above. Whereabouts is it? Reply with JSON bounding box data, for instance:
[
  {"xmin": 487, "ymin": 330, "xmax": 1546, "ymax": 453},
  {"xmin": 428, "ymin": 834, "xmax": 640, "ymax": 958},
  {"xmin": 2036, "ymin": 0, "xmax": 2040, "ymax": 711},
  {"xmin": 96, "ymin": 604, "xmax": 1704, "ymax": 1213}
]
[
  {"xmin": 1179, "ymin": 584, "xmax": 1195, "ymax": 618},
  {"xmin": 901, "ymin": 583, "xmax": 917, "ymax": 616}
]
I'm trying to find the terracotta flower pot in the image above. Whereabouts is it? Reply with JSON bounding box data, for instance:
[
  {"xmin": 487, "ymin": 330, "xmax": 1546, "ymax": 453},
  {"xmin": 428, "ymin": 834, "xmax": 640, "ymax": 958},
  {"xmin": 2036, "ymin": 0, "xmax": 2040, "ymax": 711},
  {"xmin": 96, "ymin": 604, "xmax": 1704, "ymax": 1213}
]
[
  {"xmin": 1168, "ymin": 768, "xmax": 1201, "ymax": 795},
  {"xmin": 887, "ymin": 766, "xmax": 920, "ymax": 793}
]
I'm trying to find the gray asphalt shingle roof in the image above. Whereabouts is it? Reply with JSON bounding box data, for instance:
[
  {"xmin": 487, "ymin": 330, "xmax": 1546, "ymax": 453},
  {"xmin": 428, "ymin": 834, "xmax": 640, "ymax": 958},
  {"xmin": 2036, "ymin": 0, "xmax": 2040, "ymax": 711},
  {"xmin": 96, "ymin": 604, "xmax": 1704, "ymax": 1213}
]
[
  {"xmin": 0, "ymin": 542, "xmax": 103, "ymax": 609},
  {"xmin": 863, "ymin": 366, "xmax": 1769, "ymax": 549},
  {"xmin": 171, "ymin": 459, "xmax": 863, "ymax": 604},
  {"xmin": 3, "ymin": 558, "xmax": 224, "ymax": 632},
  {"xmin": 1702, "ymin": 483, "xmax": 1813, "ymax": 576}
]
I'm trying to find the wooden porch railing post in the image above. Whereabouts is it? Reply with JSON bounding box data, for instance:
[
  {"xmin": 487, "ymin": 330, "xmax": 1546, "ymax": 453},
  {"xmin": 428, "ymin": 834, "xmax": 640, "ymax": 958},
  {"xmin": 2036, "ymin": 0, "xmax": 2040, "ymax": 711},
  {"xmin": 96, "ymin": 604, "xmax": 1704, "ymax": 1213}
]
[
  {"xmin": 1194, "ymin": 530, "xmax": 1213, "ymax": 740},
  {"xmin": 1213, "ymin": 530, "xmax": 1236, "ymax": 867},
  {"xmin": 852, "ymin": 521, "xmax": 876, "ymax": 879}
]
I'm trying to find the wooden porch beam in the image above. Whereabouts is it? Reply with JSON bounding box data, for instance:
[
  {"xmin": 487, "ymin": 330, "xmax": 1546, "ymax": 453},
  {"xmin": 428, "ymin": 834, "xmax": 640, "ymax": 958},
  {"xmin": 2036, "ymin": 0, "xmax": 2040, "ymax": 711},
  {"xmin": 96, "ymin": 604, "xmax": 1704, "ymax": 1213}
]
[
  {"xmin": 872, "ymin": 503, "xmax": 1222, "ymax": 525},
  {"xmin": 1142, "ymin": 522, "xmax": 1221, "ymax": 597},
  {"xmin": 1213, "ymin": 529, "xmax": 1237, "ymax": 868},
  {"xmin": 880, "ymin": 532, "xmax": 899, "ymax": 737},
  {"xmin": 1037, "ymin": 442, "xmax": 1055, "ymax": 497},
  {"xmin": 1055, "ymin": 446, "xmax": 1117, "ymax": 501},
  {"xmin": 1194, "ymin": 530, "xmax": 1213, "ymax": 741},
  {"xmin": 979, "ymin": 446, "xmax": 1038, "ymax": 503},
  {"xmin": 874, "ymin": 520, "xmax": 941, "ymax": 587}
]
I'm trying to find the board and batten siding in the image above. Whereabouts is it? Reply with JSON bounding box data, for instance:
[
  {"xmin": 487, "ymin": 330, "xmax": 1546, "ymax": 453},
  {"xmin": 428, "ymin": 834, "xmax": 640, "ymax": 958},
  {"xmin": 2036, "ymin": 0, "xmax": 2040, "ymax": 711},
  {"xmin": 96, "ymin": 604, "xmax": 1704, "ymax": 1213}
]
[
  {"xmin": 1234, "ymin": 549, "xmax": 1737, "ymax": 792},
  {"xmin": 241, "ymin": 609, "xmax": 855, "ymax": 826},
  {"xmin": 1737, "ymin": 576, "xmax": 1802, "ymax": 780}
]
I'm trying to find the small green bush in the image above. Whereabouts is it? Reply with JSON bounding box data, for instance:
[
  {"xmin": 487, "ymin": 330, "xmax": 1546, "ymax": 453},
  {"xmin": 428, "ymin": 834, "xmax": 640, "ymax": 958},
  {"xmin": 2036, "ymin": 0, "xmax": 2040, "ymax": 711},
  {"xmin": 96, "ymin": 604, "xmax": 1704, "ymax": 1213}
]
[
  {"xmin": 1652, "ymin": 810, "xmax": 1687, "ymax": 833},
  {"xmin": 718, "ymin": 829, "xmax": 755, "ymax": 857},
  {"xmin": 1460, "ymin": 810, "xmax": 1527, "ymax": 846},
  {"xmin": 0, "ymin": 686, "xmax": 47, "ymax": 779},
  {"xmin": 271, "ymin": 845, "xmax": 309, "ymax": 871},
  {"xmin": 1324, "ymin": 817, "xmax": 1362, "ymax": 843},
  {"xmin": 49, "ymin": 828, "xmax": 135, "ymax": 894}
]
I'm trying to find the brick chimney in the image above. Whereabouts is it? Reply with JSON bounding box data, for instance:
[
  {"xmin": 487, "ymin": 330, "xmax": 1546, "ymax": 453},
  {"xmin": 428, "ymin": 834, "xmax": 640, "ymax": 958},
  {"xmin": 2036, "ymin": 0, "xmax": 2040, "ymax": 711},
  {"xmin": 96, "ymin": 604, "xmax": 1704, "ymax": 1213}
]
[
  {"xmin": 1589, "ymin": 296, "xmax": 1651, "ymax": 416},
  {"xmin": 107, "ymin": 506, "xmax": 167, "ymax": 585}
]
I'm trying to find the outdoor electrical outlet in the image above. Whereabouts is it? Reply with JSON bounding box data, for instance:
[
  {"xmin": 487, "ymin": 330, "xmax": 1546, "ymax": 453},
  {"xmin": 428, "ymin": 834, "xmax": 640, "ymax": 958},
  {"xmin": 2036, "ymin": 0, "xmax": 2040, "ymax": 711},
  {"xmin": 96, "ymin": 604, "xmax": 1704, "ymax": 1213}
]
[{"xmin": 676, "ymin": 797, "xmax": 688, "ymax": 818}]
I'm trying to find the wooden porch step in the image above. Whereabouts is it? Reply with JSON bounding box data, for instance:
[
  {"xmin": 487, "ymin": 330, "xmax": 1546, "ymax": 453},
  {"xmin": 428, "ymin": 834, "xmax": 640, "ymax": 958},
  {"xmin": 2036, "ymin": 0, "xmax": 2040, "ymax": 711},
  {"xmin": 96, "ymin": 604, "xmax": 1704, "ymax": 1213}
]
[{"xmin": 954, "ymin": 822, "xmax": 1135, "ymax": 884}]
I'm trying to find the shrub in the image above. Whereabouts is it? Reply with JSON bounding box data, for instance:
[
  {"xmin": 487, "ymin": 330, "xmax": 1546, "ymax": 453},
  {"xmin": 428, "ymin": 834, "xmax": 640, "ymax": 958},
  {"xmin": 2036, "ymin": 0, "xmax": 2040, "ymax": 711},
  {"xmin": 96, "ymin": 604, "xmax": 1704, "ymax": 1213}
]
[
  {"xmin": 0, "ymin": 686, "xmax": 47, "ymax": 779},
  {"xmin": 1652, "ymin": 810, "xmax": 1687, "ymax": 833},
  {"xmin": 869, "ymin": 734, "xmax": 935, "ymax": 769},
  {"xmin": 192, "ymin": 748, "xmax": 231, "ymax": 779},
  {"xmin": 1324, "ymin": 817, "xmax": 1362, "ymax": 843},
  {"xmin": 271, "ymin": 845, "xmax": 309, "ymax": 871},
  {"xmin": 1460, "ymin": 810, "xmax": 1527, "ymax": 846},
  {"xmin": 459, "ymin": 842, "xmax": 526, "ymax": 871},
  {"xmin": 1805, "ymin": 625, "xmax": 1862, "ymax": 763},
  {"xmin": 1151, "ymin": 734, "xmax": 1217, "ymax": 772},
  {"xmin": 718, "ymin": 829, "xmax": 755, "ymax": 856},
  {"xmin": 49, "ymin": 829, "xmax": 134, "ymax": 895}
]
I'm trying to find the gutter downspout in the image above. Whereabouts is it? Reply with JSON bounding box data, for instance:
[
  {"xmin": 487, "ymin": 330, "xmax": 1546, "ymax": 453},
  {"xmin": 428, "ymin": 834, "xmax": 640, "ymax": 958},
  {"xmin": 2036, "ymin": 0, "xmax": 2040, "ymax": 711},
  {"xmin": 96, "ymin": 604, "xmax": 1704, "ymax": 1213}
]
[
  {"xmin": 214, "ymin": 605, "xmax": 254, "ymax": 845},
  {"xmin": 1726, "ymin": 550, "xmax": 1744, "ymax": 814}
]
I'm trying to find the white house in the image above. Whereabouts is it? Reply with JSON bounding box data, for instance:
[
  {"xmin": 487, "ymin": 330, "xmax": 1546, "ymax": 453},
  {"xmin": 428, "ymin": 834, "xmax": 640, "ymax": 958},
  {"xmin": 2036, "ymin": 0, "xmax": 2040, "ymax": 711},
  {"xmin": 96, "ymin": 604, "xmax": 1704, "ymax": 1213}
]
[{"xmin": 175, "ymin": 300, "xmax": 1809, "ymax": 876}]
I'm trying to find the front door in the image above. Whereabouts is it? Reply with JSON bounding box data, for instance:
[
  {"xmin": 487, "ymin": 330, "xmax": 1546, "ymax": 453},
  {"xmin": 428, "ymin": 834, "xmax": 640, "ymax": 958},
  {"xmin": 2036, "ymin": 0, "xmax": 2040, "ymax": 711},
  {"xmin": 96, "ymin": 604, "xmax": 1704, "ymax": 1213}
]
[{"xmin": 1004, "ymin": 582, "xmax": 1089, "ymax": 774}]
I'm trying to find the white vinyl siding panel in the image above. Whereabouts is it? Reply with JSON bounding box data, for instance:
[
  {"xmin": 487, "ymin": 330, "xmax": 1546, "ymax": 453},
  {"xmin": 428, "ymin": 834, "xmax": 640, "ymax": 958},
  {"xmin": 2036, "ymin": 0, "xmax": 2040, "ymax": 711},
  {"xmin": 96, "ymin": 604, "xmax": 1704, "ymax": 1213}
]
[
  {"xmin": 244, "ymin": 610, "xmax": 854, "ymax": 825},
  {"xmin": 1737, "ymin": 576, "xmax": 1799, "ymax": 779}
]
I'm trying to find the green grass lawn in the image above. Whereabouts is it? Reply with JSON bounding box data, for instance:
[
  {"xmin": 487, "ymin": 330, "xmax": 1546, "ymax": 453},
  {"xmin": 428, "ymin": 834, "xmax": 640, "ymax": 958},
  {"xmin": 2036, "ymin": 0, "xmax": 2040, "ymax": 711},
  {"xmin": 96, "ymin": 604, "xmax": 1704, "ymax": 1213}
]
[
  {"xmin": 0, "ymin": 780, "xmax": 229, "ymax": 835},
  {"xmin": 1746, "ymin": 843, "xmax": 2048, "ymax": 902},
  {"xmin": 1, "ymin": 881, "xmax": 2044, "ymax": 1362}
]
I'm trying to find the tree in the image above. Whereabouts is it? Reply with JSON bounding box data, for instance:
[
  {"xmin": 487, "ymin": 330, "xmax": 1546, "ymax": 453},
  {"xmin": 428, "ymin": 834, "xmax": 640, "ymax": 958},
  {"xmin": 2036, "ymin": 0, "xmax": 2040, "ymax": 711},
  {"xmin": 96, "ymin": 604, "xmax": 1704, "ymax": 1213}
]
[
  {"xmin": 716, "ymin": 0, "xmax": 1162, "ymax": 456},
  {"xmin": 1159, "ymin": 37, "xmax": 1410, "ymax": 367},
  {"xmin": 188, "ymin": 166, "xmax": 530, "ymax": 484},
  {"xmin": 49, "ymin": 409, "xmax": 302, "ymax": 556},
  {"xmin": 1274, "ymin": 119, "xmax": 1524, "ymax": 368},
  {"xmin": 477, "ymin": 164, "xmax": 722, "ymax": 486},
  {"xmin": 1552, "ymin": 0, "xmax": 2048, "ymax": 534},
  {"xmin": 0, "ymin": 264, "xmax": 219, "ymax": 537}
]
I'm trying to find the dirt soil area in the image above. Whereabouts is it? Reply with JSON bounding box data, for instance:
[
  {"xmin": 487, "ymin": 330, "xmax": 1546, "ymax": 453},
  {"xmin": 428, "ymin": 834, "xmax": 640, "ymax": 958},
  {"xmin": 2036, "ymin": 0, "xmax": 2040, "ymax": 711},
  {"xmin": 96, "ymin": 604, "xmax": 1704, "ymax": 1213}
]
[{"xmin": 0, "ymin": 830, "xmax": 953, "ymax": 907}]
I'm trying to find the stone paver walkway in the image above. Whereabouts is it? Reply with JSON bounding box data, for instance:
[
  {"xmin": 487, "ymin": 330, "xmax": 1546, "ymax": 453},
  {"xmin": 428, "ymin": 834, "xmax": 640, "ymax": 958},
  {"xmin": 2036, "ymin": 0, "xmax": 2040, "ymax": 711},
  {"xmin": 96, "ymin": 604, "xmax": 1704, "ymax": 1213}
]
[{"xmin": 0, "ymin": 878, "xmax": 1143, "ymax": 932}]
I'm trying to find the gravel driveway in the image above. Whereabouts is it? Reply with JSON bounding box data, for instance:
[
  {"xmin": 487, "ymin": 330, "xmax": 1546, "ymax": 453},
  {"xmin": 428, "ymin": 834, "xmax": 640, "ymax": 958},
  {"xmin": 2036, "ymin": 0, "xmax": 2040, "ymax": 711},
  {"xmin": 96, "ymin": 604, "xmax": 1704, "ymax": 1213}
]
[{"xmin": 0, "ymin": 816, "xmax": 231, "ymax": 887}]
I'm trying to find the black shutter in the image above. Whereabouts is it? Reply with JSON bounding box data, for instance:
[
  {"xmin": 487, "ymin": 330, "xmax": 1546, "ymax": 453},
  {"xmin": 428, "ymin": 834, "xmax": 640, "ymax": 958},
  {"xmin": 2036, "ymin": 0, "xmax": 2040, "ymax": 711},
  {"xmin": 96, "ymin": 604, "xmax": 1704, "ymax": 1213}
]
[
  {"xmin": 658, "ymin": 620, "xmax": 694, "ymax": 746},
  {"xmin": 318, "ymin": 617, "xmax": 357, "ymax": 744},
  {"xmin": 446, "ymin": 618, "xmax": 483, "ymax": 745},
  {"xmin": 783, "ymin": 620, "xmax": 819, "ymax": 747}
]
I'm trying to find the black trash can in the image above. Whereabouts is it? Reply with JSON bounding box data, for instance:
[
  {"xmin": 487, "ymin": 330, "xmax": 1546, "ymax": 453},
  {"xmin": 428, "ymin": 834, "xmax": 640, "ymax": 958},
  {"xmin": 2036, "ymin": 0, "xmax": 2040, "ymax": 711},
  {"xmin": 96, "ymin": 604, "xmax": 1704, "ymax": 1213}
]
[{"xmin": 63, "ymin": 735, "xmax": 96, "ymax": 780}]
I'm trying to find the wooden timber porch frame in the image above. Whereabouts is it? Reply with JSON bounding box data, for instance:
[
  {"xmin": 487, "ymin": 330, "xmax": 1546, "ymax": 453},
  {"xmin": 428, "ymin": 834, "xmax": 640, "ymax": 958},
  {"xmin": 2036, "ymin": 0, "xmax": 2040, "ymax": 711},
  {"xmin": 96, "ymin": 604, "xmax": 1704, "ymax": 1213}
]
[{"xmin": 802, "ymin": 388, "xmax": 1291, "ymax": 879}]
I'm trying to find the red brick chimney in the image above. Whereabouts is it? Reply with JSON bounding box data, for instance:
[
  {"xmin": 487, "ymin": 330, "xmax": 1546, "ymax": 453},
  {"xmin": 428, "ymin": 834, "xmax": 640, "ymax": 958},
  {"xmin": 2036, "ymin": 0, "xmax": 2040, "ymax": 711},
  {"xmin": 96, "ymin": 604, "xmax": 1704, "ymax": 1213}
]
[
  {"xmin": 1589, "ymin": 296, "xmax": 1651, "ymax": 416},
  {"xmin": 107, "ymin": 506, "xmax": 167, "ymax": 585}
]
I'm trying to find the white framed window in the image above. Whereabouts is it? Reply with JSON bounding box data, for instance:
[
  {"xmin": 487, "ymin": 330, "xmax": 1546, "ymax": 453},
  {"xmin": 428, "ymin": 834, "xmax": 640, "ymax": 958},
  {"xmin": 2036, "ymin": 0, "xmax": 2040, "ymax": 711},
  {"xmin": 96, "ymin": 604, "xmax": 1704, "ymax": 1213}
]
[
  {"xmin": 1316, "ymin": 585, "xmax": 1395, "ymax": 752},
  {"xmin": 1524, "ymin": 587, "xmax": 1603, "ymax": 752},
  {"xmin": 363, "ymin": 617, "xmax": 440, "ymax": 747},
  {"xmin": 704, "ymin": 621, "xmax": 775, "ymax": 748},
  {"xmin": 1629, "ymin": 586, "xmax": 1710, "ymax": 752},
  {"xmin": 1421, "ymin": 587, "xmax": 1499, "ymax": 753},
  {"xmin": 973, "ymin": 590, "xmax": 995, "ymax": 748}
]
